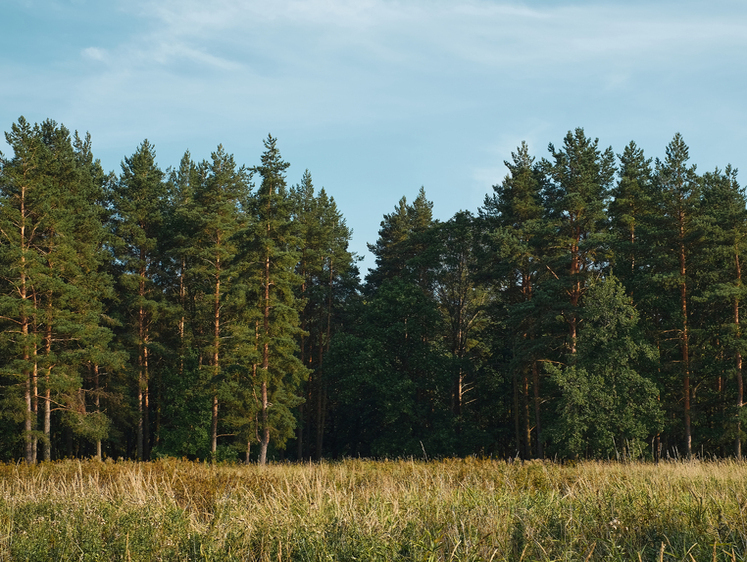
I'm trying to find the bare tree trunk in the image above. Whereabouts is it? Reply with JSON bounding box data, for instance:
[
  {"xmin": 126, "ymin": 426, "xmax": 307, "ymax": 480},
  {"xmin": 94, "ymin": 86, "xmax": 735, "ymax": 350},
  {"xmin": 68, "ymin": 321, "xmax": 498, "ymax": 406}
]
[
  {"xmin": 533, "ymin": 360, "xmax": 543, "ymax": 459},
  {"xmin": 259, "ymin": 380, "xmax": 269, "ymax": 465},
  {"xmin": 32, "ymin": 345, "xmax": 38, "ymax": 464},
  {"xmin": 679, "ymin": 228, "xmax": 692, "ymax": 459},
  {"xmin": 513, "ymin": 370, "xmax": 521, "ymax": 457},
  {"xmin": 736, "ymin": 248, "xmax": 743, "ymax": 459},
  {"xmin": 522, "ymin": 371, "xmax": 530, "ymax": 458},
  {"xmin": 21, "ymin": 214, "xmax": 35, "ymax": 464},
  {"xmin": 297, "ymin": 258, "xmax": 307, "ymax": 461},
  {"xmin": 23, "ymin": 321, "xmax": 34, "ymax": 463},
  {"xmin": 211, "ymin": 256, "xmax": 221, "ymax": 456},
  {"xmin": 94, "ymin": 364, "xmax": 102, "ymax": 460},
  {"xmin": 43, "ymin": 321, "xmax": 52, "ymax": 462},
  {"xmin": 144, "ymin": 345, "xmax": 150, "ymax": 460},
  {"xmin": 314, "ymin": 327, "xmax": 324, "ymax": 460},
  {"xmin": 137, "ymin": 264, "xmax": 146, "ymax": 460},
  {"xmin": 44, "ymin": 377, "xmax": 51, "ymax": 461},
  {"xmin": 25, "ymin": 362, "xmax": 33, "ymax": 464},
  {"xmin": 259, "ymin": 248, "xmax": 271, "ymax": 465}
]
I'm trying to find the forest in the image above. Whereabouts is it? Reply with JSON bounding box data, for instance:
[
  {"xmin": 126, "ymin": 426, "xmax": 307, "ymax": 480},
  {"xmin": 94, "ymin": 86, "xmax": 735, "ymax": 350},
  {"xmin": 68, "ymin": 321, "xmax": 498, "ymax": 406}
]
[{"xmin": 0, "ymin": 116, "xmax": 744, "ymax": 464}]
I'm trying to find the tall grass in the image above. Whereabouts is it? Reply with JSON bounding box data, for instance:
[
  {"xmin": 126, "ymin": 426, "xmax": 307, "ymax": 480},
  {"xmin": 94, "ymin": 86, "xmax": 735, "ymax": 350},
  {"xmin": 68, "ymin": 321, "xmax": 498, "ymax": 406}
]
[{"xmin": 0, "ymin": 457, "xmax": 746, "ymax": 561}]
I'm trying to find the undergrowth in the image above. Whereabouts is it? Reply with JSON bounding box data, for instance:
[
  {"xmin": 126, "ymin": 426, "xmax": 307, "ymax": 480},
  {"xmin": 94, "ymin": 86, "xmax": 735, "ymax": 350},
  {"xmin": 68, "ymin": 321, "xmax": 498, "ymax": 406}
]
[{"xmin": 1, "ymin": 457, "xmax": 746, "ymax": 561}]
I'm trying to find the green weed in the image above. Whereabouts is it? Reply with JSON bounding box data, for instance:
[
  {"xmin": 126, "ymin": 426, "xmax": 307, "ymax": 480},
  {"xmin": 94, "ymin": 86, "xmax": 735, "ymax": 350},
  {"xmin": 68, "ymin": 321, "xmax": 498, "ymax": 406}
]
[{"xmin": 0, "ymin": 458, "xmax": 746, "ymax": 560}]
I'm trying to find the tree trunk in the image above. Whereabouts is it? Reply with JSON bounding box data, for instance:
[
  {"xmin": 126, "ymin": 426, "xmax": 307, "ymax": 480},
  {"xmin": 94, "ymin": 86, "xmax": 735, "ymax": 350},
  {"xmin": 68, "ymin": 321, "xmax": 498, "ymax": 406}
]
[
  {"xmin": 137, "ymin": 263, "xmax": 147, "ymax": 460},
  {"xmin": 32, "ymin": 345, "xmax": 38, "ymax": 464},
  {"xmin": 94, "ymin": 364, "xmax": 101, "ymax": 460},
  {"xmin": 315, "ymin": 339, "xmax": 324, "ymax": 461},
  {"xmin": 513, "ymin": 370, "xmax": 521, "ymax": 457},
  {"xmin": 569, "ymin": 229, "xmax": 581, "ymax": 355},
  {"xmin": 211, "ymin": 255, "xmax": 221, "ymax": 455},
  {"xmin": 259, "ymin": 248, "xmax": 271, "ymax": 465},
  {"xmin": 259, "ymin": 380, "xmax": 269, "ymax": 465},
  {"xmin": 736, "ymin": 248, "xmax": 743, "ymax": 459},
  {"xmin": 20, "ymin": 203, "xmax": 35, "ymax": 464},
  {"xmin": 533, "ymin": 360, "xmax": 543, "ymax": 459},
  {"xmin": 144, "ymin": 344, "xmax": 150, "ymax": 460},
  {"xmin": 679, "ymin": 227, "xmax": 692, "ymax": 459},
  {"xmin": 296, "ymin": 403, "xmax": 304, "ymax": 460},
  {"xmin": 522, "ymin": 371, "xmax": 530, "ymax": 458},
  {"xmin": 43, "ymin": 321, "xmax": 52, "ymax": 462},
  {"xmin": 297, "ymin": 257, "xmax": 307, "ymax": 461}
]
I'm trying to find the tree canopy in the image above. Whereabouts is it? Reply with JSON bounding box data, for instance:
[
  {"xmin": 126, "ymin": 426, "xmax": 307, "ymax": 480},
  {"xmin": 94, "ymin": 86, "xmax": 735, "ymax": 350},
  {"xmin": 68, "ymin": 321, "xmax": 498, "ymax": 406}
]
[{"xmin": 1, "ymin": 118, "xmax": 744, "ymax": 462}]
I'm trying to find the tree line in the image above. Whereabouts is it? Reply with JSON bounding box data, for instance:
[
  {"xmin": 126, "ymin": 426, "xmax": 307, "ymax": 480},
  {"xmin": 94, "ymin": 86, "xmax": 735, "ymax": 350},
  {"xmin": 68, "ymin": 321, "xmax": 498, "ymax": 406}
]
[{"xmin": 0, "ymin": 117, "xmax": 744, "ymax": 462}]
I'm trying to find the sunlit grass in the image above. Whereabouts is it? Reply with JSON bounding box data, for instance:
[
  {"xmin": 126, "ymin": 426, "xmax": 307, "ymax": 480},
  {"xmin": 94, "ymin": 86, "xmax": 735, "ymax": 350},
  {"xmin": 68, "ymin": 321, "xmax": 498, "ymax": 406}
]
[{"xmin": 1, "ymin": 457, "xmax": 746, "ymax": 560}]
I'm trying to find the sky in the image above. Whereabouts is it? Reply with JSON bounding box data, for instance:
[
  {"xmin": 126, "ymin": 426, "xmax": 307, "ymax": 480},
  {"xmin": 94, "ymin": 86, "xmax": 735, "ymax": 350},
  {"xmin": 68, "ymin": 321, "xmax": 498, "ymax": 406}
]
[{"xmin": 2, "ymin": 0, "xmax": 746, "ymax": 276}]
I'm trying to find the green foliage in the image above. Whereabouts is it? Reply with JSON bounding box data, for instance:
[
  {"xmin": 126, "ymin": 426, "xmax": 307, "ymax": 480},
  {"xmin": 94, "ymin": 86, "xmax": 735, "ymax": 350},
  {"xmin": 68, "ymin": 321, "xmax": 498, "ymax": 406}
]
[
  {"xmin": 547, "ymin": 276, "xmax": 662, "ymax": 458},
  {"xmin": 365, "ymin": 186, "xmax": 434, "ymax": 291},
  {"xmin": 235, "ymin": 135, "xmax": 308, "ymax": 463},
  {"xmin": 330, "ymin": 277, "xmax": 453, "ymax": 457},
  {"xmin": 3, "ymin": 116, "xmax": 747, "ymax": 463},
  {"xmin": 0, "ymin": 117, "xmax": 116, "ymax": 462}
]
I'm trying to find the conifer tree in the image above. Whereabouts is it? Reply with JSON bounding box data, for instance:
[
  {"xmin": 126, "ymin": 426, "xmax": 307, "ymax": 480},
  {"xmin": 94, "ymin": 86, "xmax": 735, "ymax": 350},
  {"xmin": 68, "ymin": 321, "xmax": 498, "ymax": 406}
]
[
  {"xmin": 290, "ymin": 171, "xmax": 356, "ymax": 459},
  {"xmin": 541, "ymin": 128, "xmax": 616, "ymax": 355},
  {"xmin": 432, "ymin": 212, "xmax": 490, "ymax": 441},
  {"xmin": 0, "ymin": 117, "xmax": 50, "ymax": 462},
  {"xmin": 239, "ymin": 135, "xmax": 306, "ymax": 464},
  {"xmin": 110, "ymin": 140, "xmax": 168, "ymax": 460},
  {"xmin": 0, "ymin": 118, "xmax": 114, "ymax": 462},
  {"xmin": 609, "ymin": 141, "xmax": 654, "ymax": 295},
  {"xmin": 191, "ymin": 146, "xmax": 249, "ymax": 456},
  {"xmin": 648, "ymin": 133, "xmax": 701, "ymax": 458},
  {"xmin": 155, "ymin": 151, "xmax": 211, "ymax": 458},
  {"xmin": 697, "ymin": 166, "xmax": 747, "ymax": 457},
  {"xmin": 365, "ymin": 187, "xmax": 434, "ymax": 292},
  {"xmin": 479, "ymin": 141, "xmax": 546, "ymax": 458}
]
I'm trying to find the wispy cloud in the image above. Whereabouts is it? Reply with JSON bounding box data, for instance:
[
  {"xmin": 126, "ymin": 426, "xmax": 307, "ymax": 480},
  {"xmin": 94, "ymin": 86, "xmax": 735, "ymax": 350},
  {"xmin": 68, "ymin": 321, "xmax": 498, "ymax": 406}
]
[
  {"xmin": 81, "ymin": 47, "xmax": 108, "ymax": 62},
  {"xmin": 3, "ymin": 0, "xmax": 746, "ymax": 266}
]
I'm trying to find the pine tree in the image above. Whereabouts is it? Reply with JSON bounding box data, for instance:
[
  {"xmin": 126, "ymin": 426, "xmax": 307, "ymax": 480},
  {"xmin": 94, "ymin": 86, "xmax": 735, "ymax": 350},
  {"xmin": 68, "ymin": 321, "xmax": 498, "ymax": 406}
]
[
  {"xmin": 190, "ymin": 146, "xmax": 250, "ymax": 457},
  {"xmin": 479, "ymin": 141, "xmax": 546, "ymax": 458},
  {"xmin": 154, "ymin": 151, "xmax": 212, "ymax": 458},
  {"xmin": 110, "ymin": 140, "xmax": 168, "ymax": 460},
  {"xmin": 0, "ymin": 118, "xmax": 115, "ymax": 462},
  {"xmin": 432, "ymin": 211, "xmax": 490, "ymax": 443},
  {"xmin": 609, "ymin": 141, "xmax": 654, "ymax": 295},
  {"xmin": 0, "ymin": 117, "xmax": 50, "ymax": 462},
  {"xmin": 239, "ymin": 135, "xmax": 307, "ymax": 465},
  {"xmin": 290, "ymin": 171, "xmax": 357, "ymax": 460},
  {"xmin": 648, "ymin": 133, "xmax": 701, "ymax": 458},
  {"xmin": 541, "ymin": 128, "xmax": 616, "ymax": 355},
  {"xmin": 365, "ymin": 187, "xmax": 434, "ymax": 292},
  {"xmin": 697, "ymin": 166, "xmax": 747, "ymax": 457}
]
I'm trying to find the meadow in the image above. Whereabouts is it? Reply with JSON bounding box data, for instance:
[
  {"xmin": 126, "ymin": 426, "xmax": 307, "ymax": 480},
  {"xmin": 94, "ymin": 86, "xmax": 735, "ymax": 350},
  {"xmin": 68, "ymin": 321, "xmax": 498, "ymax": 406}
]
[{"xmin": 0, "ymin": 457, "xmax": 746, "ymax": 561}]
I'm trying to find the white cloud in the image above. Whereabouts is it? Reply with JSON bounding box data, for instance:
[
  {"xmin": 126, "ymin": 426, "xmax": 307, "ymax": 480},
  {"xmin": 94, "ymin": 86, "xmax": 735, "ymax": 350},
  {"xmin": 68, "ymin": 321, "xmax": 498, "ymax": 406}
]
[
  {"xmin": 82, "ymin": 47, "xmax": 107, "ymax": 62},
  {"xmin": 4, "ymin": 0, "xmax": 746, "ymax": 239}
]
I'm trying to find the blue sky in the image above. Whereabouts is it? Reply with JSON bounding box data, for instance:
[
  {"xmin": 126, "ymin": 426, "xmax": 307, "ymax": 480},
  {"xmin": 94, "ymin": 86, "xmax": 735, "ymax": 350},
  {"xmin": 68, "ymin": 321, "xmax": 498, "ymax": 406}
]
[{"xmin": 2, "ymin": 0, "xmax": 746, "ymax": 274}]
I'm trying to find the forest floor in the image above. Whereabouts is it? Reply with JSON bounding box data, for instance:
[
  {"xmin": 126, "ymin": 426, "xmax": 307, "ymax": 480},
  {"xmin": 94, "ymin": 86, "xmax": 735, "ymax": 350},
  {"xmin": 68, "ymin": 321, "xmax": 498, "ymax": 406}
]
[{"xmin": 0, "ymin": 457, "xmax": 746, "ymax": 561}]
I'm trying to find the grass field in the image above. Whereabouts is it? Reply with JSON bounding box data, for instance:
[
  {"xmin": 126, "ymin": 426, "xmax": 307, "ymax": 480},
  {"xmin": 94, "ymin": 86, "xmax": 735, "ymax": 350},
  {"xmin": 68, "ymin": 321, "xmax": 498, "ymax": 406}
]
[{"xmin": 1, "ymin": 457, "xmax": 747, "ymax": 561}]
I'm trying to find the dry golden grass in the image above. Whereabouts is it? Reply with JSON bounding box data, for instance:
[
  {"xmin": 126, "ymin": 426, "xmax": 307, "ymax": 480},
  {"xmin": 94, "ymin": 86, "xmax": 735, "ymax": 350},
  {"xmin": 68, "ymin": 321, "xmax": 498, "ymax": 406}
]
[{"xmin": 0, "ymin": 457, "xmax": 746, "ymax": 560}]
